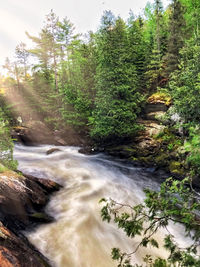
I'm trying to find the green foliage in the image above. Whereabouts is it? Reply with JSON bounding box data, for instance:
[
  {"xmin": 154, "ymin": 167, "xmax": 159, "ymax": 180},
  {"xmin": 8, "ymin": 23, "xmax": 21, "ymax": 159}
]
[
  {"xmin": 165, "ymin": 0, "xmax": 186, "ymax": 75},
  {"xmin": 0, "ymin": 108, "xmax": 17, "ymax": 170},
  {"xmin": 60, "ymin": 36, "xmax": 96, "ymax": 128},
  {"xmin": 100, "ymin": 178, "xmax": 200, "ymax": 266},
  {"xmin": 90, "ymin": 14, "xmax": 143, "ymax": 143},
  {"xmin": 170, "ymin": 44, "xmax": 200, "ymax": 122},
  {"xmin": 184, "ymin": 126, "xmax": 200, "ymax": 173}
]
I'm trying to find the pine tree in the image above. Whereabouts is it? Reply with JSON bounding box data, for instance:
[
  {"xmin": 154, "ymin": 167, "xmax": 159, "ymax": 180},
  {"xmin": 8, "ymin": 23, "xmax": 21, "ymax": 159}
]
[
  {"xmin": 127, "ymin": 14, "xmax": 146, "ymax": 90},
  {"xmin": 144, "ymin": 0, "xmax": 165, "ymax": 91},
  {"xmin": 15, "ymin": 42, "xmax": 29, "ymax": 80},
  {"xmin": 90, "ymin": 13, "xmax": 142, "ymax": 143},
  {"xmin": 60, "ymin": 34, "xmax": 96, "ymax": 128},
  {"xmin": 165, "ymin": 0, "xmax": 185, "ymax": 75}
]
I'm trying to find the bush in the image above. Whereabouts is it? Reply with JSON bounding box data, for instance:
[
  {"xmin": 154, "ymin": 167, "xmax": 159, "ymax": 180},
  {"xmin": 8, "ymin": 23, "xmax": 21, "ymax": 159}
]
[{"xmin": 0, "ymin": 108, "xmax": 17, "ymax": 170}]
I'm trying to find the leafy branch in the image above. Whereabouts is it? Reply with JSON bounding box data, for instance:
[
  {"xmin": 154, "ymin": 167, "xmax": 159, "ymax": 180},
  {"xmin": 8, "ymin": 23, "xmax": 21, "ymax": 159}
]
[{"xmin": 100, "ymin": 178, "xmax": 200, "ymax": 266}]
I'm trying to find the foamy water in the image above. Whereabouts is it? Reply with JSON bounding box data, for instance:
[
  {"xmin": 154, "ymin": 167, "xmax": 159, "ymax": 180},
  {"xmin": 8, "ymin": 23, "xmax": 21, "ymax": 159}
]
[{"xmin": 14, "ymin": 144, "xmax": 190, "ymax": 267}]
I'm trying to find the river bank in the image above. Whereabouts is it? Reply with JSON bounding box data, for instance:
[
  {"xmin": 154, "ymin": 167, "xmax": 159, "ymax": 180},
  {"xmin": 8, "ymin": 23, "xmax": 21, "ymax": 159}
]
[
  {"xmin": 0, "ymin": 167, "xmax": 61, "ymax": 267},
  {"xmin": 11, "ymin": 93, "xmax": 189, "ymax": 184}
]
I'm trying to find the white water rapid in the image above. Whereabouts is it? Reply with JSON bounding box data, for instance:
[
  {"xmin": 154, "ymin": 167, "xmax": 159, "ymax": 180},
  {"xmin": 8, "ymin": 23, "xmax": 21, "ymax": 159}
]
[{"xmin": 14, "ymin": 144, "xmax": 189, "ymax": 267}]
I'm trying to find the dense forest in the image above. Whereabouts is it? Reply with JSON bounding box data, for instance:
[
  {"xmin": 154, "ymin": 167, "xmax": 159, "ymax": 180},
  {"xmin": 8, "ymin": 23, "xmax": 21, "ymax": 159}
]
[{"xmin": 1, "ymin": 0, "xmax": 200, "ymax": 266}]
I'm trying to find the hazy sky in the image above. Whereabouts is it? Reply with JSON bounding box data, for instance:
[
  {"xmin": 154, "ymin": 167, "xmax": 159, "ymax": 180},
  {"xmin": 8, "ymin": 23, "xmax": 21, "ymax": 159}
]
[{"xmin": 0, "ymin": 0, "xmax": 170, "ymax": 66}]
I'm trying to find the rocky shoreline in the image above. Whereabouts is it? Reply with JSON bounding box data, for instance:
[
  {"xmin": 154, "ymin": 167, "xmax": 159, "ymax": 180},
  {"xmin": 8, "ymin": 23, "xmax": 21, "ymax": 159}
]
[{"xmin": 0, "ymin": 169, "xmax": 61, "ymax": 267}]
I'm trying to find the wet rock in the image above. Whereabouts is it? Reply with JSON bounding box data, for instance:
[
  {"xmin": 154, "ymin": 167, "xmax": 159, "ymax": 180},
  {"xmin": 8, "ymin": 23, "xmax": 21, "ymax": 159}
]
[
  {"xmin": 23, "ymin": 173, "xmax": 61, "ymax": 193},
  {"xmin": 0, "ymin": 170, "xmax": 60, "ymax": 230},
  {"xmin": 54, "ymin": 136, "xmax": 67, "ymax": 145},
  {"xmin": 0, "ymin": 223, "xmax": 51, "ymax": 267},
  {"xmin": 0, "ymin": 169, "xmax": 61, "ymax": 266},
  {"xmin": 78, "ymin": 146, "xmax": 98, "ymax": 155},
  {"xmin": 46, "ymin": 148, "xmax": 61, "ymax": 155},
  {"xmin": 29, "ymin": 212, "xmax": 53, "ymax": 223}
]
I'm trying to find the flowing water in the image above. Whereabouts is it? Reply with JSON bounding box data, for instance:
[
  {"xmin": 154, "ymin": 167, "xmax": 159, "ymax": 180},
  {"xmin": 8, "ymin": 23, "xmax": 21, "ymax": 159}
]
[{"xmin": 14, "ymin": 144, "xmax": 189, "ymax": 267}]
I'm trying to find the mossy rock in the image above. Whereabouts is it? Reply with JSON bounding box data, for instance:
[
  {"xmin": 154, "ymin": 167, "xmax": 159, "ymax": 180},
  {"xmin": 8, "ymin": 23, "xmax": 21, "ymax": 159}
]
[
  {"xmin": 154, "ymin": 153, "xmax": 170, "ymax": 167},
  {"xmin": 169, "ymin": 161, "xmax": 185, "ymax": 177},
  {"xmin": 136, "ymin": 155, "xmax": 155, "ymax": 166},
  {"xmin": 0, "ymin": 164, "xmax": 8, "ymax": 173},
  {"xmin": 106, "ymin": 145, "xmax": 137, "ymax": 158},
  {"xmin": 148, "ymin": 92, "xmax": 172, "ymax": 106}
]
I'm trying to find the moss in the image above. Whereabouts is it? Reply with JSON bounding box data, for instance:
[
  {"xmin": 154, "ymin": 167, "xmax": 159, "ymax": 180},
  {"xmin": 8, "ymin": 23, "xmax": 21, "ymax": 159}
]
[
  {"xmin": 0, "ymin": 164, "xmax": 8, "ymax": 173},
  {"xmin": 169, "ymin": 161, "xmax": 184, "ymax": 176},
  {"xmin": 148, "ymin": 92, "xmax": 172, "ymax": 106},
  {"xmin": 155, "ymin": 154, "xmax": 170, "ymax": 167},
  {"xmin": 129, "ymin": 155, "xmax": 155, "ymax": 166}
]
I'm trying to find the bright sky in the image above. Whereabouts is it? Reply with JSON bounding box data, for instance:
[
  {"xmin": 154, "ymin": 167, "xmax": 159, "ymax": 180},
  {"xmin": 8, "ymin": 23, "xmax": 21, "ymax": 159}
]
[{"xmin": 0, "ymin": 0, "xmax": 170, "ymax": 66}]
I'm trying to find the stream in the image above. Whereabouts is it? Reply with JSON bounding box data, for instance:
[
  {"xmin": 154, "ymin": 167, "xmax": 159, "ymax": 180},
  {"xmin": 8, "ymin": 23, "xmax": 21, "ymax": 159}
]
[{"xmin": 14, "ymin": 144, "xmax": 189, "ymax": 267}]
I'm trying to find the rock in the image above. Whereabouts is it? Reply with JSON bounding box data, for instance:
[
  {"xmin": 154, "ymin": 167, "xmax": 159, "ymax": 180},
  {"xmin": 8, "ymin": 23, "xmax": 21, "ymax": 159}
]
[
  {"xmin": 145, "ymin": 111, "xmax": 166, "ymax": 121},
  {"xmin": 137, "ymin": 120, "xmax": 165, "ymax": 137},
  {"xmin": 46, "ymin": 148, "xmax": 61, "ymax": 155},
  {"xmin": 23, "ymin": 173, "xmax": 61, "ymax": 192},
  {"xmin": 78, "ymin": 146, "xmax": 98, "ymax": 155},
  {"xmin": 145, "ymin": 103, "xmax": 168, "ymax": 113},
  {"xmin": 12, "ymin": 121, "xmax": 93, "ymax": 147},
  {"xmin": 0, "ymin": 170, "xmax": 60, "ymax": 267},
  {"xmin": 0, "ymin": 223, "xmax": 50, "ymax": 267},
  {"xmin": 147, "ymin": 92, "xmax": 171, "ymax": 106},
  {"xmin": 169, "ymin": 161, "xmax": 184, "ymax": 177},
  {"xmin": 54, "ymin": 136, "xmax": 67, "ymax": 145},
  {"xmin": 12, "ymin": 122, "xmax": 57, "ymax": 146},
  {"xmin": 0, "ymin": 170, "xmax": 60, "ymax": 230},
  {"xmin": 29, "ymin": 212, "xmax": 53, "ymax": 223}
]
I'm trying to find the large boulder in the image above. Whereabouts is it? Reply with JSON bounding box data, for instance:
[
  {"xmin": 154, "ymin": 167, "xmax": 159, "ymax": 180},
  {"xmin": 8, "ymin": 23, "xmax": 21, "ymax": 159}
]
[
  {"xmin": 0, "ymin": 170, "xmax": 60, "ymax": 230},
  {"xmin": 0, "ymin": 170, "xmax": 61, "ymax": 267},
  {"xmin": 12, "ymin": 121, "xmax": 92, "ymax": 147},
  {"xmin": 12, "ymin": 121, "xmax": 57, "ymax": 145},
  {"xmin": 0, "ymin": 223, "xmax": 51, "ymax": 267}
]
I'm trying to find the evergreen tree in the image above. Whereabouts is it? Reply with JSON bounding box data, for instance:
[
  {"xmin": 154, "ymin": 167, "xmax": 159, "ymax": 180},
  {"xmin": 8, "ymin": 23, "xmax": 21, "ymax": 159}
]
[
  {"xmin": 165, "ymin": 0, "xmax": 185, "ymax": 75},
  {"xmin": 127, "ymin": 14, "xmax": 146, "ymax": 89},
  {"xmin": 15, "ymin": 42, "xmax": 29, "ymax": 80},
  {"xmin": 60, "ymin": 34, "xmax": 96, "ymax": 128},
  {"xmin": 182, "ymin": 0, "xmax": 200, "ymax": 44},
  {"xmin": 90, "ymin": 12, "xmax": 142, "ymax": 143},
  {"xmin": 144, "ymin": 0, "xmax": 165, "ymax": 91},
  {"xmin": 170, "ymin": 43, "xmax": 200, "ymax": 121}
]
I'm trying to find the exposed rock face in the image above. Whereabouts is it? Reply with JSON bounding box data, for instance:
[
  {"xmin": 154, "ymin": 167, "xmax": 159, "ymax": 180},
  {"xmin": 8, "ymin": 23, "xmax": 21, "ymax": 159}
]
[
  {"xmin": 145, "ymin": 103, "xmax": 168, "ymax": 113},
  {"xmin": 105, "ymin": 96, "xmax": 186, "ymax": 178},
  {"xmin": 105, "ymin": 96, "xmax": 188, "ymax": 180},
  {"xmin": 12, "ymin": 121, "xmax": 92, "ymax": 147},
  {"xmin": 12, "ymin": 122, "xmax": 58, "ymax": 146},
  {"xmin": 145, "ymin": 111, "xmax": 165, "ymax": 121},
  {"xmin": 0, "ymin": 170, "xmax": 61, "ymax": 266},
  {"xmin": 0, "ymin": 224, "xmax": 51, "ymax": 267}
]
